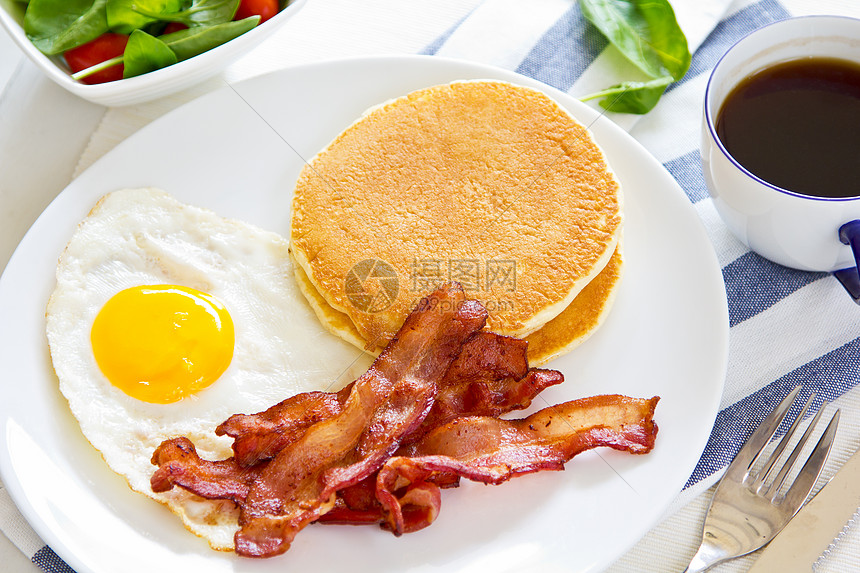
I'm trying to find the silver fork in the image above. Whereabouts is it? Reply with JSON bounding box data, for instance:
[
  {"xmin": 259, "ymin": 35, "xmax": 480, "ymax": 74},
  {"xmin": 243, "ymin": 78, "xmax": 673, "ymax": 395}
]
[{"xmin": 684, "ymin": 385, "xmax": 840, "ymax": 572}]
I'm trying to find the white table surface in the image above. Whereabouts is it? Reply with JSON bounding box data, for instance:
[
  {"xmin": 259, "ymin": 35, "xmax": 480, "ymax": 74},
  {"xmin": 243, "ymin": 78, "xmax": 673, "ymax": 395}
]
[
  {"xmin": 0, "ymin": 26, "xmax": 52, "ymax": 573},
  {"xmin": 0, "ymin": 38, "xmax": 105, "ymax": 274}
]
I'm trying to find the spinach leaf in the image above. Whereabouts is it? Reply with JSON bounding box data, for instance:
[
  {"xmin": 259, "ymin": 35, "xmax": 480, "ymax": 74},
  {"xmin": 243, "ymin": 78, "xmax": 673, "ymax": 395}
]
[
  {"xmin": 171, "ymin": 0, "xmax": 240, "ymax": 26},
  {"xmin": 122, "ymin": 28, "xmax": 176, "ymax": 78},
  {"xmin": 132, "ymin": 0, "xmax": 240, "ymax": 27},
  {"xmin": 106, "ymin": 0, "xmax": 184, "ymax": 35},
  {"xmin": 580, "ymin": 75, "xmax": 673, "ymax": 114},
  {"xmin": 160, "ymin": 16, "xmax": 259, "ymax": 60},
  {"xmin": 24, "ymin": 0, "xmax": 108, "ymax": 55},
  {"xmin": 580, "ymin": 0, "xmax": 690, "ymax": 79},
  {"xmin": 579, "ymin": 0, "xmax": 690, "ymax": 114}
]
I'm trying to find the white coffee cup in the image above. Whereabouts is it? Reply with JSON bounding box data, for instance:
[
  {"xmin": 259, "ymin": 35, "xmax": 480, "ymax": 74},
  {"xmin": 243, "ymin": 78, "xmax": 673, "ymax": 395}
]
[{"xmin": 701, "ymin": 15, "xmax": 860, "ymax": 298}]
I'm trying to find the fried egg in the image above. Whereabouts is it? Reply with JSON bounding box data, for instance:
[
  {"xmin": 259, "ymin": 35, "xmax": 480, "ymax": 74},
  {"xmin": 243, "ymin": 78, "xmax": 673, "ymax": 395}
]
[{"xmin": 45, "ymin": 188, "xmax": 370, "ymax": 550}]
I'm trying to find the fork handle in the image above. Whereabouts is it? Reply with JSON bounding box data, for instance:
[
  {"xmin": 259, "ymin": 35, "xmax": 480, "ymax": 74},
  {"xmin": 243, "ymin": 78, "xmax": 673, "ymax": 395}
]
[
  {"xmin": 683, "ymin": 541, "xmax": 730, "ymax": 572},
  {"xmin": 683, "ymin": 552, "xmax": 715, "ymax": 572}
]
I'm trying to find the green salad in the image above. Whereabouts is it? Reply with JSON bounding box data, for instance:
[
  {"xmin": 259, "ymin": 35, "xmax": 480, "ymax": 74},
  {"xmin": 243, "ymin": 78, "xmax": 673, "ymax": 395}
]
[{"xmin": 15, "ymin": 0, "xmax": 286, "ymax": 84}]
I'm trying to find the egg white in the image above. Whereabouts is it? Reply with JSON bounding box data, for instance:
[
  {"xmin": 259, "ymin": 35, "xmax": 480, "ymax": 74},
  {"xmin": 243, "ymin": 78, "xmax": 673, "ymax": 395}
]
[{"xmin": 45, "ymin": 188, "xmax": 371, "ymax": 550}]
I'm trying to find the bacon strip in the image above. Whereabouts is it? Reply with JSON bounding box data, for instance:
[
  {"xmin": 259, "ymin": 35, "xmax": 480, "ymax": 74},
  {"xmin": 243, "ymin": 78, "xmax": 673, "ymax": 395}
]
[
  {"xmin": 216, "ymin": 387, "xmax": 351, "ymax": 467},
  {"xmin": 233, "ymin": 284, "xmax": 488, "ymax": 557},
  {"xmin": 376, "ymin": 395, "xmax": 659, "ymax": 535},
  {"xmin": 318, "ymin": 477, "xmax": 444, "ymax": 534},
  {"xmin": 316, "ymin": 475, "xmax": 384, "ymax": 525},
  {"xmin": 410, "ymin": 332, "xmax": 563, "ymax": 444},
  {"xmin": 151, "ymin": 437, "xmax": 261, "ymax": 503}
]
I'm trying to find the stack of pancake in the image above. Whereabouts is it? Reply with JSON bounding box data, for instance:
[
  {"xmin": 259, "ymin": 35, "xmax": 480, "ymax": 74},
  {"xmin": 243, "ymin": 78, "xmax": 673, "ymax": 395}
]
[{"xmin": 290, "ymin": 80, "xmax": 623, "ymax": 365}]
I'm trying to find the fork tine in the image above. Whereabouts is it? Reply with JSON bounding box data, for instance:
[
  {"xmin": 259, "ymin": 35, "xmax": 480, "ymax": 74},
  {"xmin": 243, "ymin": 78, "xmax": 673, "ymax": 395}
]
[
  {"xmin": 752, "ymin": 393, "xmax": 815, "ymax": 494},
  {"xmin": 726, "ymin": 386, "xmax": 802, "ymax": 480},
  {"xmin": 781, "ymin": 408, "xmax": 840, "ymax": 511},
  {"xmin": 763, "ymin": 401, "xmax": 827, "ymax": 498},
  {"xmin": 684, "ymin": 390, "xmax": 837, "ymax": 573}
]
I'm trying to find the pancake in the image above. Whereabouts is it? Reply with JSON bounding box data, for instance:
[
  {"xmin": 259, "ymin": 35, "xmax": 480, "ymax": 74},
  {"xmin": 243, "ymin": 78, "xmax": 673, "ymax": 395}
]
[
  {"xmin": 524, "ymin": 244, "xmax": 623, "ymax": 365},
  {"xmin": 290, "ymin": 80, "xmax": 622, "ymax": 350},
  {"xmin": 291, "ymin": 245, "xmax": 624, "ymax": 366},
  {"xmin": 292, "ymin": 251, "xmax": 369, "ymax": 351}
]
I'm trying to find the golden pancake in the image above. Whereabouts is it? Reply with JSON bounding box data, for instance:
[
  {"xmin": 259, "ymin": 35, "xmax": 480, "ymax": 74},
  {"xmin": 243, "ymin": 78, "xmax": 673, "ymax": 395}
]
[
  {"xmin": 291, "ymin": 245, "xmax": 623, "ymax": 366},
  {"xmin": 292, "ymin": 251, "xmax": 369, "ymax": 351},
  {"xmin": 290, "ymin": 80, "xmax": 622, "ymax": 350},
  {"xmin": 525, "ymin": 244, "xmax": 623, "ymax": 365}
]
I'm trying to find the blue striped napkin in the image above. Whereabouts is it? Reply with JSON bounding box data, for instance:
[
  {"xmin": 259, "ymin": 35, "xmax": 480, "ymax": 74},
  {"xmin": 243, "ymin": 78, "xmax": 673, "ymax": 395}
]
[{"xmin": 5, "ymin": 0, "xmax": 860, "ymax": 571}]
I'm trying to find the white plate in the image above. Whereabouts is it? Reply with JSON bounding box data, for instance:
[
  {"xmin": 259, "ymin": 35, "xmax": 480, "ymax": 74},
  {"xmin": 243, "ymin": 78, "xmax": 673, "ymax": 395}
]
[{"xmin": 0, "ymin": 55, "xmax": 728, "ymax": 573}]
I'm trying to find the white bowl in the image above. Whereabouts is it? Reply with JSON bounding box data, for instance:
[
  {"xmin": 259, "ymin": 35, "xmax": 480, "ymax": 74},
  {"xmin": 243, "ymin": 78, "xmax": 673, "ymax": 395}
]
[{"xmin": 0, "ymin": 0, "xmax": 306, "ymax": 106}]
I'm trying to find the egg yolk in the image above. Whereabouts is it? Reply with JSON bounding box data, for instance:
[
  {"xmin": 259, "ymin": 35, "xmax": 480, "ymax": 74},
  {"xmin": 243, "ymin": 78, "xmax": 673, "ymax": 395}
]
[{"xmin": 90, "ymin": 285, "xmax": 234, "ymax": 404}]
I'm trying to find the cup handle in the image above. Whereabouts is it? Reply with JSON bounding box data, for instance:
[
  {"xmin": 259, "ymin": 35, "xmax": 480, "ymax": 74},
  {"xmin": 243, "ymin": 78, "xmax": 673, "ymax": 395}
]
[{"xmin": 834, "ymin": 220, "xmax": 860, "ymax": 303}]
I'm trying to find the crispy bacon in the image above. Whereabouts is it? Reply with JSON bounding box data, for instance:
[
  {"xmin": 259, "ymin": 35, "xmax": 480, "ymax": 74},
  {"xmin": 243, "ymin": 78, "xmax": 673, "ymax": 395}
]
[
  {"xmin": 216, "ymin": 387, "xmax": 351, "ymax": 467},
  {"xmin": 151, "ymin": 437, "xmax": 261, "ymax": 503},
  {"xmin": 233, "ymin": 331, "xmax": 564, "ymax": 531},
  {"xmin": 318, "ymin": 476, "xmax": 444, "ymax": 534},
  {"xmin": 149, "ymin": 282, "xmax": 660, "ymax": 559},
  {"xmin": 376, "ymin": 395, "xmax": 659, "ymax": 535},
  {"xmin": 410, "ymin": 332, "xmax": 563, "ymax": 444},
  {"xmin": 316, "ymin": 475, "xmax": 384, "ymax": 525},
  {"xmin": 233, "ymin": 284, "xmax": 487, "ymax": 557}
]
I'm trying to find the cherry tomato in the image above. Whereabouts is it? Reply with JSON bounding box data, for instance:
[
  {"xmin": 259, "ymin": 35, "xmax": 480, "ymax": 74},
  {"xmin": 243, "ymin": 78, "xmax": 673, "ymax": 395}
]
[
  {"xmin": 163, "ymin": 22, "xmax": 188, "ymax": 34},
  {"xmin": 64, "ymin": 33, "xmax": 129, "ymax": 85},
  {"xmin": 235, "ymin": 0, "xmax": 279, "ymax": 23}
]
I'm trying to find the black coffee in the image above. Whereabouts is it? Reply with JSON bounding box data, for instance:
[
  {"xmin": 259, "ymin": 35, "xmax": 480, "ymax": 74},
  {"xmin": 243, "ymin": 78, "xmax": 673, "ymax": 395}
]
[{"xmin": 715, "ymin": 57, "xmax": 860, "ymax": 198}]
